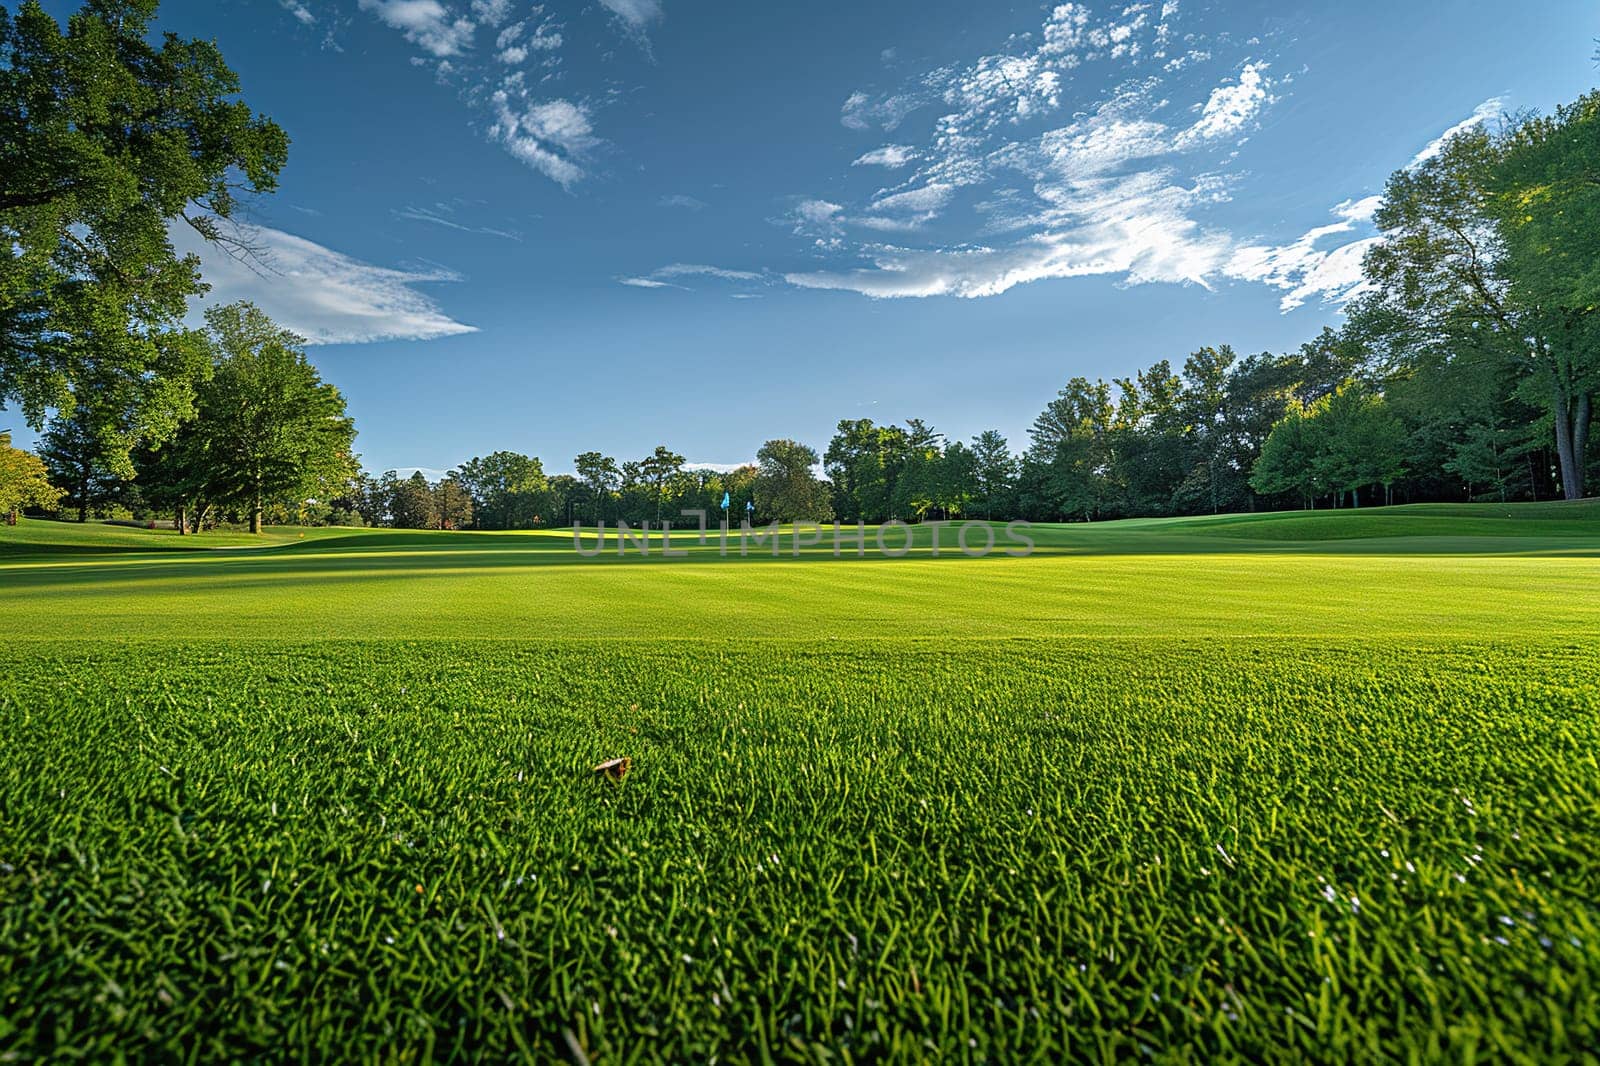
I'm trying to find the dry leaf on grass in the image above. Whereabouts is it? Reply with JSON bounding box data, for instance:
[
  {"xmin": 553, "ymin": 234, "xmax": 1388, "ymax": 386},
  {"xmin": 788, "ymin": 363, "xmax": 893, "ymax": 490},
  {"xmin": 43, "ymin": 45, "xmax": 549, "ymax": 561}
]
[{"xmin": 593, "ymin": 757, "xmax": 632, "ymax": 780}]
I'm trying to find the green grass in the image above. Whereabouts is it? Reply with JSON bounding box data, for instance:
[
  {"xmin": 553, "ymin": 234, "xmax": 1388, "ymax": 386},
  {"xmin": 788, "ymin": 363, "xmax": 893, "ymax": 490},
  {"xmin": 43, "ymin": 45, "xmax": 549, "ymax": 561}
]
[
  {"xmin": 1, "ymin": 503, "xmax": 1598, "ymax": 1061},
  {"xmin": 1, "ymin": 504, "xmax": 1598, "ymax": 642}
]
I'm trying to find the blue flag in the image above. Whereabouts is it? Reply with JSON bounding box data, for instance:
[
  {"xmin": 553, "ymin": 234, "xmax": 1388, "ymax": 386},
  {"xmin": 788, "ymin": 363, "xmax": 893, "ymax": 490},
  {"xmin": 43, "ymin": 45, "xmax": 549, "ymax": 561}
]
[{"xmin": 721, "ymin": 491, "xmax": 730, "ymax": 510}]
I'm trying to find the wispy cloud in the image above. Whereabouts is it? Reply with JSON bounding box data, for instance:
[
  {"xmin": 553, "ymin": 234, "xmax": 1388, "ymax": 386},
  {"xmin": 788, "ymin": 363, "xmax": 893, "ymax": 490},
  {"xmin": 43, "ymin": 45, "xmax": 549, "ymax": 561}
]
[
  {"xmin": 658, "ymin": 193, "xmax": 709, "ymax": 211},
  {"xmin": 1173, "ymin": 62, "xmax": 1274, "ymax": 148},
  {"xmin": 487, "ymin": 93, "xmax": 594, "ymax": 187},
  {"xmin": 597, "ymin": 0, "xmax": 662, "ymax": 33},
  {"xmin": 683, "ymin": 460, "xmax": 751, "ymax": 473},
  {"xmin": 1409, "ymin": 96, "xmax": 1505, "ymax": 167},
  {"xmin": 358, "ymin": 0, "xmax": 474, "ymax": 57},
  {"xmin": 319, "ymin": 1, "xmax": 658, "ymax": 185},
  {"xmin": 1225, "ymin": 197, "xmax": 1380, "ymax": 311},
  {"xmin": 852, "ymin": 145, "xmax": 917, "ymax": 168},
  {"xmin": 780, "ymin": 3, "xmax": 1273, "ymax": 300},
  {"xmin": 174, "ymin": 223, "xmax": 476, "ymax": 344},
  {"xmin": 1222, "ymin": 95, "xmax": 1507, "ymax": 313},
  {"xmin": 395, "ymin": 203, "xmax": 523, "ymax": 241},
  {"xmin": 617, "ymin": 275, "xmax": 684, "ymax": 290},
  {"xmin": 747, "ymin": 4, "xmax": 1480, "ymax": 312},
  {"xmin": 618, "ymin": 262, "xmax": 769, "ymax": 294}
]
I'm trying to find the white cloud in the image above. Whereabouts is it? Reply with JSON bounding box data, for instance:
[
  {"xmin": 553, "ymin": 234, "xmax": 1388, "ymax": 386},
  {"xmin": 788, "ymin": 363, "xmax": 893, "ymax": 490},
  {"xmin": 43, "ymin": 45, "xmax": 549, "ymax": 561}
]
[
  {"xmin": 654, "ymin": 263, "xmax": 764, "ymax": 282},
  {"xmin": 1409, "ymin": 96, "xmax": 1504, "ymax": 167},
  {"xmin": 1334, "ymin": 195, "xmax": 1382, "ymax": 224},
  {"xmin": 789, "ymin": 172, "xmax": 1232, "ymax": 299},
  {"xmin": 1220, "ymin": 95, "xmax": 1510, "ymax": 313},
  {"xmin": 684, "ymin": 461, "xmax": 751, "ymax": 473},
  {"xmin": 358, "ymin": 0, "xmax": 475, "ymax": 58},
  {"xmin": 521, "ymin": 99, "xmax": 594, "ymax": 153},
  {"xmin": 618, "ymin": 263, "xmax": 768, "ymax": 291},
  {"xmin": 1224, "ymin": 198, "xmax": 1380, "ymax": 311},
  {"xmin": 351, "ymin": 1, "xmax": 635, "ymax": 186},
  {"xmin": 494, "ymin": 17, "xmax": 561, "ymax": 64},
  {"xmin": 852, "ymin": 145, "xmax": 917, "ymax": 168},
  {"xmin": 395, "ymin": 204, "xmax": 522, "ymax": 241},
  {"xmin": 869, "ymin": 183, "xmax": 953, "ymax": 216},
  {"xmin": 790, "ymin": 3, "xmax": 1265, "ymax": 299},
  {"xmin": 280, "ymin": 0, "xmax": 315, "ymax": 25},
  {"xmin": 658, "ymin": 193, "xmax": 708, "ymax": 211},
  {"xmin": 469, "ymin": 0, "xmax": 510, "ymax": 26},
  {"xmin": 790, "ymin": 198, "xmax": 845, "ymax": 237},
  {"xmin": 174, "ymin": 223, "xmax": 476, "ymax": 344},
  {"xmin": 598, "ymin": 0, "xmax": 661, "ymax": 31},
  {"xmin": 1174, "ymin": 62, "xmax": 1272, "ymax": 148},
  {"xmin": 841, "ymin": 89, "xmax": 929, "ymax": 132},
  {"xmin": 487, "ymin": 92, "xmax": 592, "ymax": 186}
]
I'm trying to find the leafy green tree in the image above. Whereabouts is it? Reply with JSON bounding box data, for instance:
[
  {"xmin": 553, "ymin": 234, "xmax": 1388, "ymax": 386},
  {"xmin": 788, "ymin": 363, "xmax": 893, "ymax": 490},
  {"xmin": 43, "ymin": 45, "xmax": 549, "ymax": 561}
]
[
  {"xmin": 1174, "ymin": 345, "xmax": 1245, "ymax": 515},
  {"xmin": 39, "ymin": 406, "xmax": 122, "ymax": 521},
  {"xmin": 1250, "ymin": 405, "xmax": 1320, "ymax": 509},
  {"xmin": 573, "ymin": 451, "xmax": 620, "ymax": 524},
  {"xmin": 1252, "ymin": 384, "xmax": 1407, "ymax": 509},
  {"xmin": 937, "ymin": 440, "xmax": 978, "ymax": 519},
  {"xmin": 454, "ymin": 451, "xmax": 544, "ymax": 529},
  {"xmin": 721, "ymin": 463, "xmax": 759, "ymax": 521},
  {"xmin": 1105, "ymin": 360, "xmax": 1187, "ymax": 516},
  {"xmin": 198, "ymin": 304, "xmax": 354, "ymax": 533},
  {"xmin": 823, "ymin": 419, "xmax": 876, "ymax": 522},
  {"xmin": 1362, "ymin": 106, "xmax": 1595, "ymax": 499},
  {"xmin": 887, "ymin": 422, "xmax": 944, "ymax": 521},
  {"xmin": 1, "ymin": 0, "xmax": 288, "ymax": 463},
  {"xmin": 543, "ymin": 473, "xmax": 581, "ymax": 527},
  {"xmin": 433, "ymin": 475, "xmax": 473, "ymax": 530},
  {"xmin": 638, "ymin": 444, "xmax": 685, "ymax": 522},
  {"xmin": 753, "ymin": 439, "xmax": 832, "ymax": 523},
  {"xmin": 0, "ymin": 429, "xmax": 62, "ymax": 522},
  {"xmin": 970, "ymin": 430, "xmax": 1015, "ymax": 520},
  {"xmin": 1486, "ymin": 90, "xmax": 1600, "ymax": 499},
  {"xmin": 1293, "ymin": 327, "xmax": 1369, "ymax": 406},
  {"xmin": 1444, "ymin": 419, "xmax": 1528, "ymax": 502},
  {"xmin": 389, "ymin": 471, "xmax": 435, "ymax": 530},
  {"xmin": 139, "ymin": 304, "xmax": 355, "ymax": 533},
  {"xmin": 1028, "ymin": 377, "xmax": 1115, "ymax": 520}
]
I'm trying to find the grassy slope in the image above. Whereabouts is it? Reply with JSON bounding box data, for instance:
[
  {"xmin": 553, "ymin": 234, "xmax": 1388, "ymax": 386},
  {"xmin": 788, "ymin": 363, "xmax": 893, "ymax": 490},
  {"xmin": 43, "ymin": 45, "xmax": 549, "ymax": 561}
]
[
  {"xmin": 2, "ymin": 502, "xmax": 1598, "ymax": 1060},
  {"xmin": 1, "ymin": 501, "xmax": 1597, "ymax": 642}
]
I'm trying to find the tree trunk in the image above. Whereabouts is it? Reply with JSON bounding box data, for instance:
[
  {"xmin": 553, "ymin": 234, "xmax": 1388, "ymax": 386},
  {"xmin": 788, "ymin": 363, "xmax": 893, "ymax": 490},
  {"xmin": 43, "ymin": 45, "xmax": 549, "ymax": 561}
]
[
  {"xmin": 1553, "ymin": 384, "xmax": 1590, "ymax": 500},
  {"xmin": 251, "ymin": 478, "xmax": 263, "ymax": 534},
  {"xmin": 1573, "ymin": 392, "xmax": 1591, "ymax": 499},
  {"xmin": 176, "ymin": 504, "xmax": 187, "ymax": 535}
]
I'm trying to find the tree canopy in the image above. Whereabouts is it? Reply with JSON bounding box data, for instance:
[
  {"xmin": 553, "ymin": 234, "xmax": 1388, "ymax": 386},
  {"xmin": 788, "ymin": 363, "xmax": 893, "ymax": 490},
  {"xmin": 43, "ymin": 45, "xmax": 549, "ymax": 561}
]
[
  {"xmin": 136, "ymin": 303, "xmax": 355, "ymax": 533},
  {"xmin": 1, "ymin": 0, "xmax": 288, "ymax": 466},
  {"xmin": 0, "ymin": 428, "xmax": 63, "ymax": 521}
]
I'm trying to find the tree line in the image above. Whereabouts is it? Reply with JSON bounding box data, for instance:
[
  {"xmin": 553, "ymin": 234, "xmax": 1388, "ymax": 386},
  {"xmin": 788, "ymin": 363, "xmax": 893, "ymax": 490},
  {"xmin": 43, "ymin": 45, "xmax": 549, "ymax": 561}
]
[{"xmin": 2, "ymin": 2, "xmax": 1595, "ymax": 531}]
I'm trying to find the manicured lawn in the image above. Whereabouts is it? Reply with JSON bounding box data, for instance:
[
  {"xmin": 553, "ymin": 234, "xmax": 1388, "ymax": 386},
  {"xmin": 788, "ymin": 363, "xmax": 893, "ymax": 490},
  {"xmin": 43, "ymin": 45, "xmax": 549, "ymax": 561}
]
[
  {"xmin": 1, "ymin": 504, "xmax": 1597, "ymax": 1060},
  {"xmin": 2, "ymin": 504, "xmax": 1598, "ymax": 642}
]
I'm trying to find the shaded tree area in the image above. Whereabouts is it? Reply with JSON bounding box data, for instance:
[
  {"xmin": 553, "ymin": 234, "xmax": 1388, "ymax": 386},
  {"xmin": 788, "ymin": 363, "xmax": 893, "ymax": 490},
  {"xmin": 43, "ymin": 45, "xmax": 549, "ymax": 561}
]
[
  {"xmin": 134, "ymin": 303, "xmax": 357, "ymax": 533},
  {"xmin": 2, "ymin": 0, "xmax": 288, "ymax": 469},
  {"xmin": 0, "ymin": 429, "xmax": 62, "ymax": 523}
]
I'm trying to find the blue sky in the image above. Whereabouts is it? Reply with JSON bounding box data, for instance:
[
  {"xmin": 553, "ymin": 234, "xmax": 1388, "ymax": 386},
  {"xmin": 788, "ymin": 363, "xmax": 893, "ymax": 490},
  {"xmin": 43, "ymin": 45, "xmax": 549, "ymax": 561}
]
[{"xmin": 27, "ymin": 0, "xmax": 1600, "ymax": 475}]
